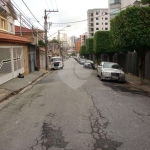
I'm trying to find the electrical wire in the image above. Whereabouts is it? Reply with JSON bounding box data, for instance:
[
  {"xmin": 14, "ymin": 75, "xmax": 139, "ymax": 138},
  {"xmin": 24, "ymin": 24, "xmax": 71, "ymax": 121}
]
[
  {"xmin": 48, "ymin": 4, "xmax": 133, "ymax": 38},
  {"xmin": 22, "ymin": 0, "xmax": 44, "ymax": 29},
  {"xmin": 52, "ymin": 4, "xmax": 132, "ymax": 25},
  {"xmin": 1, "ymin": 0, "xmax": 45, "ymax": 40}
]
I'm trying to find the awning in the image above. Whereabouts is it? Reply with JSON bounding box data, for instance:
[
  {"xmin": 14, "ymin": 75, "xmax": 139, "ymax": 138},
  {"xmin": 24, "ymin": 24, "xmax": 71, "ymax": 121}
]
[{"xmin": 0, "ymin": 32, "xmax": 31, "ymax": 44}]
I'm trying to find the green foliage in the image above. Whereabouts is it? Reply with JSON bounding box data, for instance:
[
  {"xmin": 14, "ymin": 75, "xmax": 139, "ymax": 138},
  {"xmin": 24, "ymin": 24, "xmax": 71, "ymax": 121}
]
[
  {"xmin": 110, "ymin": 6, "xmax": 150, "ymax": 52},
  {"xmin": 111, "ymin": 6, "xmax": 150, "ymax": 81},
  {"xmin": 79, "ymin": 45, "xmax": 87, "ymax": 56},
  {"xmin": 141, "ymin": 0, "xmax": 150, "ymax": 5},
  {"xmin": 86, "ymin": 38, "xmax": 94, "ymax": 55},
  {"xmin": 50, "ymin": 39, "xmax": 59, "ymax": 43},
  {"xmin": 94, "ymin": 31, "xmax": 112, "ymax": 55},
  {"xmin": 38, "ymin": 40, "xmax": 45, "ymax": 47}
]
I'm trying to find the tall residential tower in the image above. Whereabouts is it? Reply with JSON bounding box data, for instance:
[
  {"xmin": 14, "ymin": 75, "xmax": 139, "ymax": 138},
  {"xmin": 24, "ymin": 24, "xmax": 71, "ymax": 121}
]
[{"xmin": 87, "ymin": 8, "xmax": 110, "ymax": 38}]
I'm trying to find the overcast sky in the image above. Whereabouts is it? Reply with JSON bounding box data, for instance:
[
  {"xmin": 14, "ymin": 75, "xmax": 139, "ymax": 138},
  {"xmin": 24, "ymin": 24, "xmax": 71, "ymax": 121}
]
[{"xmin": 13, "ymin": 0, "xmax": 108, "ymax": 39}]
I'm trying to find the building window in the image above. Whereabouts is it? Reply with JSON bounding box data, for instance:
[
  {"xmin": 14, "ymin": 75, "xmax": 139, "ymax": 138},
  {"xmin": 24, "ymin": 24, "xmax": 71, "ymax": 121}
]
[
  {"xmin": 96, "ymin": 12, "xmax": 99, "ymax": 15},
  {"xmin": 91, "ymin": 19, "xmax": 93, "ymax": 21},
  {"xmin": 105, "ymin": 12, "xmax": 108, "ymax": 15},
  {"xmin": 102, "ymin": 28, "xmax": 103, "ymax": 30},
  {"xmin": 102, "ymin": 22, "xmax": 103, "ymax": 25},
  {"xmin": 10, "ymin": 23, "xmax": 13, "ymax": 32},
  {"xmin": 105, "ymin": 23, "xmax": 108, "ymax": 25},
  {"xmin": 96, "ymin": 28, "xmax": 99, "ymax": 30},
  {"xmin": 102, "ymin": 17, "xmax": 103, "ymax": 20},
  {"xmin": 105, "ymin": 18, "xmax": 108, "ymax": 20},
  {"xmin": 96, "ymin": 18, "xmax": 99, "ymax": 20},
  {"xmin": 105, "ymin": 28, "xmax": 108, "ymax": 30},
  {"xmin": 91, "ymin": 13, "xmax": 93, "ymax": 16},
  {"xmin": 1, "ymin": 19, "xmax": 5, "ymax": 29},
  {"xmin": 96, "ymin": 23, "xmax": 99, "ymax": 25}
]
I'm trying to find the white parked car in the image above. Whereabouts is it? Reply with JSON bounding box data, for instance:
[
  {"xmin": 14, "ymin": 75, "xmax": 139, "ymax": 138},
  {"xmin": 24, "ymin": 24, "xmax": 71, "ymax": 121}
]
[
  {"xmin": 51, "ymin": 56, "xmax": 64, "ymax": 69},
  {"xmin": 97, "ymin": 61, "xmax": 125, "ymax": 82}
]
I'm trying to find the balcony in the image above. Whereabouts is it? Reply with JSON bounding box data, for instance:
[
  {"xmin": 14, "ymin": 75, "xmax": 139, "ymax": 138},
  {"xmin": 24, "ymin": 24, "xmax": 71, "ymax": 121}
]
[
  {"xmin": 0, "ymin": 6, "xmax": 10, "ymax": 17},
  {"xmin": 110, "ymin": 2, "xmax": 121, "ymax": 5}
]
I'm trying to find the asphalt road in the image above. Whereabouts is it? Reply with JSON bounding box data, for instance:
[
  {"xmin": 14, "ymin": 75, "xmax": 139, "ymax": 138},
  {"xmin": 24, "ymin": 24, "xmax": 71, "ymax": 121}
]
[{"xmin": 0, "ymin": 58, "xmax": 150, "ymax": 150}]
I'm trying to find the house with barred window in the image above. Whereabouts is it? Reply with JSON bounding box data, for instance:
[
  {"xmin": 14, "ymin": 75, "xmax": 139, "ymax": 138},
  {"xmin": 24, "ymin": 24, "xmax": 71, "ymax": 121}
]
[{"xmin": 0, "ymin": 0, "xmax": 31, "ymax": 85}]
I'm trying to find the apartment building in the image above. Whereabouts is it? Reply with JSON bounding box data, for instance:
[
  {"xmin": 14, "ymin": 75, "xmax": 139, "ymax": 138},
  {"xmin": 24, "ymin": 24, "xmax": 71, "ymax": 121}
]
[
  {"xmin": 75, "ymin": 38, "xmax": 81, "ymax": 53},
  {"xmin": 80, "ymin": 32, "xmax": 88, "ymax": 46},
  {"xmin": 109, "ymin": 0, "xmax": 140, "ymax": 19},
  {"xmin": 87, "ymin": 8, "xmax": 110, "ymax": 38}
]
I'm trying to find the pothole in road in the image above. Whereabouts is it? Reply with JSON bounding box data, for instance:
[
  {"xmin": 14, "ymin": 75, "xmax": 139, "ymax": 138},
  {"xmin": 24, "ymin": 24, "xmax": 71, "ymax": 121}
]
[{"xmin": 41, "ymin": 122, "xmax": 68, "ymax": 150}]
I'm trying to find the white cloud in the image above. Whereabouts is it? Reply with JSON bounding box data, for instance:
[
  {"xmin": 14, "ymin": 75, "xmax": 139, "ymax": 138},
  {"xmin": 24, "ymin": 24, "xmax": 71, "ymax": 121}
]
[{"xmin": 13, "ymin": 0, "xmax": 108, "ymax": 39}]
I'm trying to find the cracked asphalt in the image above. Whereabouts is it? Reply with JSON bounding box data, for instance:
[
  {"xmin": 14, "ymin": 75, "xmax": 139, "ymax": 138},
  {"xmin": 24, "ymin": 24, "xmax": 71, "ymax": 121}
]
[{"xmin": 0, "ymin": 58, "xmax": 150, "ymax": 150}]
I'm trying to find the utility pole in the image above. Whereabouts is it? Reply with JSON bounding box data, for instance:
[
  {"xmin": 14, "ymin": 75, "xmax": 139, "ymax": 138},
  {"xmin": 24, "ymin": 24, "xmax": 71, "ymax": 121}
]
[
  {"xmin": 57, "ymin": 30, "xmax": 61, "ymax": 56},
  {"xmin": 44, "ymin": 9, "xmax": 58, "ymax": 70}
]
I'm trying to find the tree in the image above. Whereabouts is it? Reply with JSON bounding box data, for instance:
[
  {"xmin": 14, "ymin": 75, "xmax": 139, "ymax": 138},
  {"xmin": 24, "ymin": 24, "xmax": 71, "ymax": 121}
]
[
  {"xmin": 94, "ymin": 31, "xmax": 112, "ymax": 63},
  {"xmin": 50, "ymin": 39, "xmax": 59, "ymax": 43},
  {"xmin": 141, "ymin": 0, "xmax": 150, "ymax": 5},
  {"xmin": 86, "ymin": 38, "xmax": 94, "ymax": 58},
  {"xmin": 79, "ymin": 45, "xmax": 87, "ymax": 57},
  {"xmin": 111, "ymin": 6, "xmax": 150, "ymax": 82},
  {"xmin": 38, "ymin": 40, "xmax": 45, "ymax": 47}
]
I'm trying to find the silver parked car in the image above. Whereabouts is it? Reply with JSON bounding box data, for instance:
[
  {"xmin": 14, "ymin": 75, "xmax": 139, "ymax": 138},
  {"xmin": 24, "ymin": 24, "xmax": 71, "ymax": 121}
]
[
  {"xmin": 83, "ymin": 60, "xmax": 95, "ymax": 69},
  {"xmin": 97, "ymin": 62, "xmax": 125, "ymax": 81},
  {"xmin": 79, "ymin": 58, "xmax": 86, "ymax": 64}
]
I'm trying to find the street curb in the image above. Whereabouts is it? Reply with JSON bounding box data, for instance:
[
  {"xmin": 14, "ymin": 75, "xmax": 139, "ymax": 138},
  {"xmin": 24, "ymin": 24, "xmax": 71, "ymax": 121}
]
[
  {"xmin": 126, "ymin": 81, "xmax": 150, "ymax": 95},
  {"xmin": 0, "ymin": 71, "xmax": 51, "ymax": 104}
]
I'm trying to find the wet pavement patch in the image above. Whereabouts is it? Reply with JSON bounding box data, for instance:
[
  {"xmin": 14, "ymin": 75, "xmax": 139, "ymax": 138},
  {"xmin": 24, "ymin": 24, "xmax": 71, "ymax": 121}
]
[
  {"xmin": 94, "ymin": 138, "xmax": 122, "ymax": 150},
  {"xmin": 41, "ymin": 122, "xmax": 68, "ymax": 150}
]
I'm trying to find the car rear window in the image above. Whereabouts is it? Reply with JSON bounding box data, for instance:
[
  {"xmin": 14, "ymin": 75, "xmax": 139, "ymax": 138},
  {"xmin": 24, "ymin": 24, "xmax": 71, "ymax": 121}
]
[
  {"xmin": 53, "ymin": 58, "xmax": 62, "ymax": 61},
  {"xmin": 103, "ymin": 63, "xmax": 119, "ymax": 69}
]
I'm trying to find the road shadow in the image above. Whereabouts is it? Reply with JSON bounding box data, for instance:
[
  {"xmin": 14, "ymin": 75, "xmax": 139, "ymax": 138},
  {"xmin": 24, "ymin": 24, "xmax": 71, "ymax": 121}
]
[{"xmin": 97, "ymin": 77, "xmax": 150, "ymax": 97}]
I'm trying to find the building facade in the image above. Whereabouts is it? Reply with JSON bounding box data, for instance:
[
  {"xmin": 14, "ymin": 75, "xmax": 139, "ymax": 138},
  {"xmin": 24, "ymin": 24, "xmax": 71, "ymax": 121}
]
[
  {"xmin": 87, "ymin": 8, "xmax": 110, "ymax": 38},
  {"xmin": 75, "ymin": 38, "xmax": 81, "ymax": 53},
  {"xmin": 0, "ymin": 0, "xmax": 17, "ymax": 34},
  {"xmin": 80, "ymin": 32, "xmax": 88, "ymax": 46},
  {"xmin": 109, "ymin": 0, "xmax": 140, "ymax": 20}
]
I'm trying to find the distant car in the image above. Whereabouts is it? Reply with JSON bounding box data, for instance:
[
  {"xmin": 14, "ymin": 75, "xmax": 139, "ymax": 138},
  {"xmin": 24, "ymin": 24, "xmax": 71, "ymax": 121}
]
[
  {"xmin": 83, "ymin": 60, "xmax": 95, "ymax": 69},
  {"xmin": 97, "ymin": 61, "xmax": 125, "ymax": 81},
  {"xmin": 79, "ymin": 58, "xmax": 86, "ymax": 64},
  {"xmin": 51, "ymin": 56, "xmax": 64, "ymax": 69}
]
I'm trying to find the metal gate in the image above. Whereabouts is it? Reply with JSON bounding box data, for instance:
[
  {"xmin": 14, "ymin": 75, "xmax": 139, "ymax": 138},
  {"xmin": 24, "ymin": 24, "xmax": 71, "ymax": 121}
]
[{"xmin": 0, "ymin": 46, "xmax": 24, "ymax": 85}]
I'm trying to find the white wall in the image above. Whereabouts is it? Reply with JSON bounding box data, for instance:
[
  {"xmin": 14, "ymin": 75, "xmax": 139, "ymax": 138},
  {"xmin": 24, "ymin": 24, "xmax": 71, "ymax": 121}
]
[{"xmin": 121, "ymin": 0, "xmax": 140, "ymax": 8}]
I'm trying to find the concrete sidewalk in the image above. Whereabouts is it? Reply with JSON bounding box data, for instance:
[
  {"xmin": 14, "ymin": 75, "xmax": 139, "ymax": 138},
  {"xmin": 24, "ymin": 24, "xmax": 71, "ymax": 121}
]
[
  {"xmin": 0, "ymin": 70, "xmax": 150, "ymax": 104},
  {"xmin": 0, "ymin": 69, "xmax": 49, "ymax": 103},
  {"xmin": 125, "ymin": 73, "xmax": 150, "ymax": 94}
]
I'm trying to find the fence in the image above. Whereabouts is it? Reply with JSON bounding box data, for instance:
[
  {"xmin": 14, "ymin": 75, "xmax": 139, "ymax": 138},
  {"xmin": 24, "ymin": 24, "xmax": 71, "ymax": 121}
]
[
  {"xmin": 100, "ymin": 52, "xmax": 150, "ymax": 80},
  {"xmin": 0, "ymin": 46, "xmax": 24, "ymax": 85}
]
